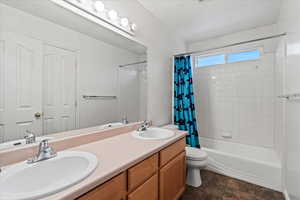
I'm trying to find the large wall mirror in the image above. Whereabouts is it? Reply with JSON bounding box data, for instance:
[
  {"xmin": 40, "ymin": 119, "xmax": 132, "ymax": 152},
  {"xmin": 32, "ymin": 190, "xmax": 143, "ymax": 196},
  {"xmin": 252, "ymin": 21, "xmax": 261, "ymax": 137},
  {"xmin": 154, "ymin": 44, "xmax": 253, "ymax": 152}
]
[{"xmin": 0, "ymin": 1, "xmax": 147, "ymax": 151}]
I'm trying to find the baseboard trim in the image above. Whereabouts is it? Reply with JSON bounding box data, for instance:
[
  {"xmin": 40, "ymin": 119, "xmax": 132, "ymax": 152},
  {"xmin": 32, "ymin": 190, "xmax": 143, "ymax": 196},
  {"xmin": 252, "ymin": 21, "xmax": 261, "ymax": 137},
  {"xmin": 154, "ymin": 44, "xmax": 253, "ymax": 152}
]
[{"xmin": 284, "ymin": 189, "xmax": 290, "ymax": 200}]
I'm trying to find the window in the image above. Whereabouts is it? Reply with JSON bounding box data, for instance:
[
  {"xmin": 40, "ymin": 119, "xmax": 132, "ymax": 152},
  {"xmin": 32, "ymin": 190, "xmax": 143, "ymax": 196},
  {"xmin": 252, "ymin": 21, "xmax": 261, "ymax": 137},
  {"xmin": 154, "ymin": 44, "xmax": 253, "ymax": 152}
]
[
  {"xmin": 195, "ymin": 49, "xmax": 261, "ymax": 68},
  {"xmin": 197, "ymin": 54, "xmax": 225, "ymax": 67},
  {"xmin": 227, "ymin": 50, "xmax": 260, "ymax": 63}
]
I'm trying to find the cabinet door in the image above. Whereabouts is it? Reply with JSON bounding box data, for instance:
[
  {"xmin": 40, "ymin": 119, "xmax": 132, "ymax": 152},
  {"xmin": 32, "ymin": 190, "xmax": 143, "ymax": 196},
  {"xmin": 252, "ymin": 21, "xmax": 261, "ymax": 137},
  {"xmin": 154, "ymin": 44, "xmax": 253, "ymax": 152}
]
[
  {"xmin": 77, "ymin": 173, "xmax": 126, "ymax": 200},
  {"xmin": 128, "ymin": 154, "xmax": 158, "ymax": 192},
  {"xmin": 160, "ymin": 138, "xmax": 186, "ymax": 167},
  {"xmin": 159, "ymin": 152, "xmax": 186, "ymax": 200},
  {"xmin": 128, "ymin": 174, "xmax": 158, "ymax": 200}
]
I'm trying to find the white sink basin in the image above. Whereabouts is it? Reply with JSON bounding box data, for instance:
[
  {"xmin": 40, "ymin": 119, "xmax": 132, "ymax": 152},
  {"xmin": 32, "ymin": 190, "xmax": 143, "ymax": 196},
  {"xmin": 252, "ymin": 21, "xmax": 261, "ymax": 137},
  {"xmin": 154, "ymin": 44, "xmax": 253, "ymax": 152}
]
[
  {"xmin": 0, "ymin": 151, "xmax": 98, "ymax": 200},
  {"xmin": 98, "ymin": 122, "xmax": 124, "ymax": 130},
  {"xmin": 0, "ymin": 136, "xmax": 53, "ymax": 151},
  {"xmin": 131, "ymin": 127, "xmax": 175, "ymax": 140}
]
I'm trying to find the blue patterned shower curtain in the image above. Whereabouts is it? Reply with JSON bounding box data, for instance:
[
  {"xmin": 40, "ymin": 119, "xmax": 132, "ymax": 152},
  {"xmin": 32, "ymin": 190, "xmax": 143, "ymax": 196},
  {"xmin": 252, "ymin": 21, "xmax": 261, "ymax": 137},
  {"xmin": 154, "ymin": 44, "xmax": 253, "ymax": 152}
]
[{"xmin": 174, "ymin": 56, "xmax": 200, "ymax": 148}]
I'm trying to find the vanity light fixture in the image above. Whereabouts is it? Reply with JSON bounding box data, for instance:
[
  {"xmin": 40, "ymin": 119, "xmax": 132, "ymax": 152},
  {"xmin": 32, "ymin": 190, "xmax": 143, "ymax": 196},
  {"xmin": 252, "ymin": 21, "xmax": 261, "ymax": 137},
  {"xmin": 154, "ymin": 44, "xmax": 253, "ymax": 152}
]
[{"xmin": 63, "ymin": 0, "xmax": 137, "ymax": 35}]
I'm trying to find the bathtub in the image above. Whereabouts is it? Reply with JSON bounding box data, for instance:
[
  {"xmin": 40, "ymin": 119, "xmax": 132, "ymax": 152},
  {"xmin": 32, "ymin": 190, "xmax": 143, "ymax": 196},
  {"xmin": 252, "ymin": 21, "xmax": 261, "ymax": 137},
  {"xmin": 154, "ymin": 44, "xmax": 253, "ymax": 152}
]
[{"xmin": 200, "ymin": 137, "xmax": 282, "ymax": 191}]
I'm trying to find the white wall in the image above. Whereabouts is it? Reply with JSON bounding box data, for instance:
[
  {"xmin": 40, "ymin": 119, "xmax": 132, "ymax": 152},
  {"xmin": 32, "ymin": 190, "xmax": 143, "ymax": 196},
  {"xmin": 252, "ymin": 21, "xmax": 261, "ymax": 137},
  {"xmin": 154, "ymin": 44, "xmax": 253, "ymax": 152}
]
[
  {"xmin": 0, "ymin": 3, "xmax": 142, "ymax": 132},
  {"xmin": 277, "ymin": 1, "xmax": 300, "ymax": 199},
  {"xmin": 78, "ymin": 34, "xmax": 141, "ymax": 128},
  {"xmin": 188, "ymin": 24, "xmax": 279, "ymax": 52}
]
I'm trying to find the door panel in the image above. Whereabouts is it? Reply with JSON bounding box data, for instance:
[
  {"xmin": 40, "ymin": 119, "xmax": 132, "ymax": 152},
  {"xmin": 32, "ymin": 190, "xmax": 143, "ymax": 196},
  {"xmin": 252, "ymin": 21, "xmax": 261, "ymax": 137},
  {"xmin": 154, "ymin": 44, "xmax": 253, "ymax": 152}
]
[
  {"xmin": 43, "ymin": 45, "xmax": 76, "ymax": 135},
  {"xmin": 13, "ymin": 35, "xmax": 42, "ymax": 140},
  {"xmin": 1, "ymin": 32, "xmax": 43, "ymax": 142}
]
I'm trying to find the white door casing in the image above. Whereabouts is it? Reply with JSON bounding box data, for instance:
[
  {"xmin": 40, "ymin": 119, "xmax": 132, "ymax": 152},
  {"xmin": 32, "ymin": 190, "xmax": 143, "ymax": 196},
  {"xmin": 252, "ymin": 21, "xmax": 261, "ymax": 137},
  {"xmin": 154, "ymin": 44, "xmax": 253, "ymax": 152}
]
[
  {"xmin": 43, "ymin": 45, "xmax": 77, "ymax": 135},
  {"xmin": 0, "ymin": 35, "xmax": 5, "ymax": 143}
]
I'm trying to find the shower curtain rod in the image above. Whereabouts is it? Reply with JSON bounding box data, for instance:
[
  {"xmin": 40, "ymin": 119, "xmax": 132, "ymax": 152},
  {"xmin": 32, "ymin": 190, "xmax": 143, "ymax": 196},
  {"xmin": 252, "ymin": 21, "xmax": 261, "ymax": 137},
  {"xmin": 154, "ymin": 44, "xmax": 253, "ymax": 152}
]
[
  {"xmin": 173, "ymin": 33, "xmax": 287, "ymax": 57},
  {"xmin": 119, "ymin": 60, "xmax": 147, "ymax": 68}
]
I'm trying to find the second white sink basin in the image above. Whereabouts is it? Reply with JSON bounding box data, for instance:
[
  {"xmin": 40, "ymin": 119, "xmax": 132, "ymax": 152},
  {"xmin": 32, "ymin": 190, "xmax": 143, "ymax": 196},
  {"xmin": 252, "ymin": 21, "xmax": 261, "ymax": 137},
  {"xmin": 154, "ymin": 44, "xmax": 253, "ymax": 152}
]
[
  {"xmin": 98, "ymin": 122, "xmax": 124, "ymax": 130},
  {"xmin": 131, "ymin": 127, "xmax": 175, "ymax": 140},
  {"xmin": 0, "ymin": 136, "xmax": 53, "ymax": 151},
  {"xmin": 0, "ymin": 151, "xmax": 98, "ymax": 200}
]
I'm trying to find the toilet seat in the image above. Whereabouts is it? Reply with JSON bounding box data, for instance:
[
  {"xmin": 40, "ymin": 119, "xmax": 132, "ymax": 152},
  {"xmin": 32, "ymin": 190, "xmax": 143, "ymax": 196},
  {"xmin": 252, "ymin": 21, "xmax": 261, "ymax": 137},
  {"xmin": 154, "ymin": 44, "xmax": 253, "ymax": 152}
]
[{"xmin": 186, "ymin": 147, "xmax": 208, "ymax": 161}]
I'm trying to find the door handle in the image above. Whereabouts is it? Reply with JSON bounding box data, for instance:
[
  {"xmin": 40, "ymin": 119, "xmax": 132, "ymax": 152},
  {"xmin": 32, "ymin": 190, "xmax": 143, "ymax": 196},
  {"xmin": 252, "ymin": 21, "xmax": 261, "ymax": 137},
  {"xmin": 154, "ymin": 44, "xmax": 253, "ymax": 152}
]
[{"xmin": 34, "ymin": 112, "xmax": 43, "ymax": 118}]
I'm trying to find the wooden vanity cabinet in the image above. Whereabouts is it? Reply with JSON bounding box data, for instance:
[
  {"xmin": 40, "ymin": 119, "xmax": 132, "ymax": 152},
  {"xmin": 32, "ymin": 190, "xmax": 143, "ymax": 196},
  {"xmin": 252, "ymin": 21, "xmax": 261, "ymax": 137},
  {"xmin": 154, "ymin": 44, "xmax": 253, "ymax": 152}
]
[
  {"xmin": 77, "ymin": 137, "xmax": 186, "ymax": 200},
  {"xmin": 128, "ymin": 154, "xmax": 158, "ymax": 192},
  {"xmin": 77, "ymin": 172, "xmax": 127, "ymax": 200},
  {"xmin": 159, "ymin": 152, "xmax": 186, "ymax": 200},
  {"xmin": 128, "ymin": 174, "xmax": 159, "ymax": 200}
]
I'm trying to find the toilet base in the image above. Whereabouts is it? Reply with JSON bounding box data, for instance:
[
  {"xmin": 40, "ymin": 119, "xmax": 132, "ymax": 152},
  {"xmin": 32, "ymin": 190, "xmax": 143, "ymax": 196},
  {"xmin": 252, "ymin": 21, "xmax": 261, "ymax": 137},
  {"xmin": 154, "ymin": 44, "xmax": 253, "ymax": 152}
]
[{"xmin": 186, "ymin": 166, "xmax": 202, "ymax": 187}]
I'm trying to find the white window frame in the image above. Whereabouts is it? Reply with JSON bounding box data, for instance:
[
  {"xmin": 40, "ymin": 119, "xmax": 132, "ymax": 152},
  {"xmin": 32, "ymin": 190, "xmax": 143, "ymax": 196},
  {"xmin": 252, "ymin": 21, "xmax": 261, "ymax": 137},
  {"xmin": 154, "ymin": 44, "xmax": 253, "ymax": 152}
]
[{"xmin": 194, "ymin": 46, "xmax": 263, "ymax": 69}]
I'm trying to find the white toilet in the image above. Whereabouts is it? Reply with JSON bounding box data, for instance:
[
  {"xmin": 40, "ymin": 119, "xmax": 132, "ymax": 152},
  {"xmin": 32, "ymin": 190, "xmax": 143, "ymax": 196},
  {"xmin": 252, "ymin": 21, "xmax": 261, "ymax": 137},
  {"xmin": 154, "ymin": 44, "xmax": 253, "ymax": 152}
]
[
  {"xmin": 162, "ymin": 124, "xmax": 208, "ymax": 187},
  {"xmin": 185, "ymin": 146, "xmax": 208, "ymax": 187}
]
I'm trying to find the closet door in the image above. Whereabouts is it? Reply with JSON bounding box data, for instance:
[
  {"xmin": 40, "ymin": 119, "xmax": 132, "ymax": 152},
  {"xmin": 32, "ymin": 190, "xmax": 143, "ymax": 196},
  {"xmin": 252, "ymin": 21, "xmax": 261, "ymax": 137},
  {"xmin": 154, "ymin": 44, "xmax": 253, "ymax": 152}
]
[
  {"xmin": 43, "ymin": 45, "xmax": 77, "ymax": 135},
  {"xmin": 0, "ymin": 32, "xmax": 43, "ymax": 142}
]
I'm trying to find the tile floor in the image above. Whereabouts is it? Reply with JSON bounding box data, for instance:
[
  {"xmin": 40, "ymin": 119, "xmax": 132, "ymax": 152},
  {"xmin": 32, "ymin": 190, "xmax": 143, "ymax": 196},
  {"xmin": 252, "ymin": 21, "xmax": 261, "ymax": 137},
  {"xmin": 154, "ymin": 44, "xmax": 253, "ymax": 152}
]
[{"xmin": 182, "ymin": 170, "xmax": 284, "ymax": 200}]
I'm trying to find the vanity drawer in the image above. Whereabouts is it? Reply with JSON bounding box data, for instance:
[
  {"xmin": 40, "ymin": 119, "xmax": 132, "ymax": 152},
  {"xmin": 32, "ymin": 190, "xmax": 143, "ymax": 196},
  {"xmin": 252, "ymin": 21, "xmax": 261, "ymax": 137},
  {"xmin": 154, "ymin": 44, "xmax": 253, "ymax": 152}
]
[
  {"xmin": 159, "ymin": 138, "xmax": 186, "ymax": 167},
  {"xmin": 128, "ymin": 153, "xmax": 158, "ymax": 192},
  {"xmin": 128, "ymin": 173, "xmax": 158, "ymax": 200},
  {"xmin": 77, "ymin": 173, "xmax": 126, "ymax": 200}
]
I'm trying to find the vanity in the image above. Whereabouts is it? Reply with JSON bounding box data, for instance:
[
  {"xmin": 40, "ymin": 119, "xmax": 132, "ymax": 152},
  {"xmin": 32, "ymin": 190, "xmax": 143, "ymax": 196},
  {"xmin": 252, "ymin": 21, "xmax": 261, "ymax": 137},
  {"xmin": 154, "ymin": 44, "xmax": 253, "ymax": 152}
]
[
  {"xmin": 0, "ymin": 123, "xmax": 187, "ymax": 200},
  {"xmin": 77, "ymin": 137, "xmax": 186, "ymax": 200}
]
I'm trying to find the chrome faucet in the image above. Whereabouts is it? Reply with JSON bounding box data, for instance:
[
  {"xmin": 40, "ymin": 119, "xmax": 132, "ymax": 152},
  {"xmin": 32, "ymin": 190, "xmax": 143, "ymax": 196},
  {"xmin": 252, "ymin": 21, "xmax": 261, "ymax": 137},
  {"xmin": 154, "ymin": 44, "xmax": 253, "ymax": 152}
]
[
  {"xmin": 122, "ymin": 116, "xmax": 129, "ymax": 124},
  {"xmin": 137, "ymin": 120, "xmax": 150, "ymax": 132},
  {"xmin": 24, "ymin": 130, "xmax": 36, "ymax": 144},
  {"xmin": 27, "ymin": 139, "xmax": 57, "ymax": 164}
]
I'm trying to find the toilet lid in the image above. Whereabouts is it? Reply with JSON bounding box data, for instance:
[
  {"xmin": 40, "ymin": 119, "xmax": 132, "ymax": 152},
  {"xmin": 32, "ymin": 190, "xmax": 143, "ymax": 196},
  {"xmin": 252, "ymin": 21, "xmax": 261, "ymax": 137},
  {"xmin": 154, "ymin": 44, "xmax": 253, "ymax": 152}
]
[{"xmin": 185, "ymin": 147, "xmax": 208, "ymax": 161}]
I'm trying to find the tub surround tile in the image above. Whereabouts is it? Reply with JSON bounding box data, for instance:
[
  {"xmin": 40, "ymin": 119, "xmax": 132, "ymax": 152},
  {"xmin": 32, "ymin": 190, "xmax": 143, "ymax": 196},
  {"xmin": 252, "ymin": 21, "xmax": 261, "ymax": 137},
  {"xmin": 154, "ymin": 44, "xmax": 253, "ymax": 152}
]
[{"xmin": 182, "ymin": 170, "xmax": 284, "ymax": 200}]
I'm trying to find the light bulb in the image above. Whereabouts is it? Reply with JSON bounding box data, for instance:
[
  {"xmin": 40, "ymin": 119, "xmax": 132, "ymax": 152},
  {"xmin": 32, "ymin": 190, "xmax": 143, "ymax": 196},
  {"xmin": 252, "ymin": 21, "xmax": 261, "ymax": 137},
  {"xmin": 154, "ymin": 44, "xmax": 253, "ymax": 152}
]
[
  {"xmin": 120, "ymin": 18, "xmax": 129, "ymax": 27},
  {"xmin": 131, "ymin": 23, "xmax": 137, "ymax": 31},
  {"xmin": 108, "ymin": 10, "xmax": 118, "ymax": 21},
  {"xmin": 94, "ymin": 1, "xmax": 105, "ymax": 12}
]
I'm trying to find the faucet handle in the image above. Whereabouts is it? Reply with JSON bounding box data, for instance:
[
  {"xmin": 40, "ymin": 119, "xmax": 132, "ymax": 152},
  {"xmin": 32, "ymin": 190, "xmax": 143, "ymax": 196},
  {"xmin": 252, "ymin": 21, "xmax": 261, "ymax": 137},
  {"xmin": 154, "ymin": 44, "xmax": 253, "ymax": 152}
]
[
  {"xmin": 39, "ymin": 139, "xmax": 49, "ymax": 149},
  {"xmin": 24, "ymin": 130, "xmax": 36, "ymax": 144},
  {"xmin": 143, "ymin": 120, "xmax": 150, "ymax": 127},
  {"xmin": 122, "ymin": 116, "xmax": 129, "ymax": 124}
]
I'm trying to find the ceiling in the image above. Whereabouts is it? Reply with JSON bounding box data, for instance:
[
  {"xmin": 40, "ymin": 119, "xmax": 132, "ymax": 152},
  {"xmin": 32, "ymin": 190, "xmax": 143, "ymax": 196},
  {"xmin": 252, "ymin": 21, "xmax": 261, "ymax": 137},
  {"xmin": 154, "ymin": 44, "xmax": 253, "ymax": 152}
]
[{"xmin": 137, "ymin": 0, "xmax": 282, "ymax": 43}]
